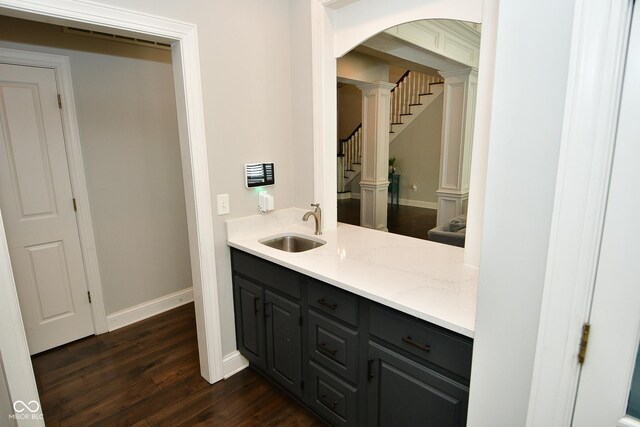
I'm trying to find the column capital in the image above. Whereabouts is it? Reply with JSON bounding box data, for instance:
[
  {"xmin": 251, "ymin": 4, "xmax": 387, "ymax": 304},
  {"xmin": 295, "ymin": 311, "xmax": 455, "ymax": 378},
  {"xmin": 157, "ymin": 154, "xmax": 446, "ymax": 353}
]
[
  {"xmin": 438, "ymin": 67, "xmax": 478, "ymax": 80},
  {"xmin": 355, "ymin": 80, "xmax": 397, "ymax": 93}
]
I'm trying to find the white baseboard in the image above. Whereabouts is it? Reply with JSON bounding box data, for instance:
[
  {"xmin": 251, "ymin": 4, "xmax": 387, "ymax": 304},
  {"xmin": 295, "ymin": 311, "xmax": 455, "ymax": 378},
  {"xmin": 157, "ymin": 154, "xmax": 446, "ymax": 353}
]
[
  {"xmin": 106, "ymin": 287, "xmax": 194, "ymax": 331},
  {"xmin": 345, "ymin": 193, "xmax": 437, "ymax": 210},
  {"xmin": 223, "ymin": 350, "xmax": 249, "ymax": 379},
  {"xmin": 397, "ymin": 198, "xmax": 438, "ymax": 210}
]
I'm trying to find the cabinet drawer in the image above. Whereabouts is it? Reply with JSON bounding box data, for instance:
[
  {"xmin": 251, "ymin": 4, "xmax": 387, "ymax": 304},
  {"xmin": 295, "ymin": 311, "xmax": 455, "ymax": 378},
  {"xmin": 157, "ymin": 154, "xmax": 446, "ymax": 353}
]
[
  {"xmin": 231, "ymin": 249, "xmax": 299, "ymax": 299},
  {"xmin": 307, "ymin": 278, "xmax": 358, "ymax": 326},
  {"xmin": 308, "ymin": 310, "xmax": 358, "ymax": 384},
  {"xmin": 369, "ymin": 305, "xmax": 473, "ymax": 380},
  {"xmin": 307, "ymin": 361, "xmax": 357, "ymax": 427}
]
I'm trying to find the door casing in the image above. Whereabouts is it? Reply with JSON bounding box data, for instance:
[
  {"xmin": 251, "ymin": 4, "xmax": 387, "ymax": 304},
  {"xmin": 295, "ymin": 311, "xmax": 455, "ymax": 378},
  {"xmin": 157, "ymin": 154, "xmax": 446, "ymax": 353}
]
[{"xmin": 0, "ymin": 3, "xmax": 224, "ymax": 425}]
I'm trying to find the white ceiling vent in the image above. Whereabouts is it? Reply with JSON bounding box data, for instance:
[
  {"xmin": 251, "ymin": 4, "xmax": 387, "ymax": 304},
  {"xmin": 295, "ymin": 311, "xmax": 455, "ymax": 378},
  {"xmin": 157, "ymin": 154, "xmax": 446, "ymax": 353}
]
[{"xmin": 62, "ymin": 27, "xmax": 171, "ymax": 51}]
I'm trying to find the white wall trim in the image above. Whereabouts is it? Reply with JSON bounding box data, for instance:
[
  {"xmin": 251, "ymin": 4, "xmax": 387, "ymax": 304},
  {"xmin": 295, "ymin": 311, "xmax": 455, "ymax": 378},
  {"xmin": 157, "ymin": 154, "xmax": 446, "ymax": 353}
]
[
  {"xmin": 0, "ymin": 211, "xmax": 43, "ymax": 425},
  {"xmin": 222, "ymin": 350, "xmax": 249, "ymax": 379},
  {"xmin": 396, "ymin": 198, "xmax": 438, "ymax": 210},
  {"xmin": 0, "ymin": 0, "xmax": 224, "ymax": 406},
  {"xmin": 0, "ymin": 47, "xmax": 109, "ymax": 335},
  {"xmin": 106, "ymin": 288, "xmax": 194, "ymax": 331},
  {"xmin": 525, "ymin": 0, "xmax": 633, "ymax": 425}
]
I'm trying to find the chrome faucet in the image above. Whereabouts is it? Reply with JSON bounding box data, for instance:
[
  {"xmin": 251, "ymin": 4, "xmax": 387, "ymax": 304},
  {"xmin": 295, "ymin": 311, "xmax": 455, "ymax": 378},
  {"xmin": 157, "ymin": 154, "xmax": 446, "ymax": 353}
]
[{"xmin": 302, "ymin": 203, "xmax": 322, "ymax": 235}]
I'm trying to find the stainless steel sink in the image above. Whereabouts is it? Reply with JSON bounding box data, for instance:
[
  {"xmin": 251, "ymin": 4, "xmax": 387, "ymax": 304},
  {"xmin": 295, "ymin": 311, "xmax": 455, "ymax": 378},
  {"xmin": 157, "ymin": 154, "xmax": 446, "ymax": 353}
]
[{"xmin": 259, "ymin": 233, "xmax": 326, "ymax": 253}]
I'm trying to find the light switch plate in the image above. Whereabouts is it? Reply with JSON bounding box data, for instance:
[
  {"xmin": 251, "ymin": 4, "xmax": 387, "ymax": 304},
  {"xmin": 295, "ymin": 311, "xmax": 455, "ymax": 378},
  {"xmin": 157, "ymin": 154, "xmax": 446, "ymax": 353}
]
[{"xmin": 217, "ymin": 194, "xmax": 230, "ymax": 215}]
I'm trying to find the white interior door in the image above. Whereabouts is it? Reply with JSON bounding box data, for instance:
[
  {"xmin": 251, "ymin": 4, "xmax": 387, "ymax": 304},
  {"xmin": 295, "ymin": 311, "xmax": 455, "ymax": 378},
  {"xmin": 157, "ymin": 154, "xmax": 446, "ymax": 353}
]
[
  {"xmin": 0, "ymin": 63, "xmax": 94, "ymax": 355},
  {"xmin": 571, "ymin": 3, "xmax": 640, "ymax": 425}
]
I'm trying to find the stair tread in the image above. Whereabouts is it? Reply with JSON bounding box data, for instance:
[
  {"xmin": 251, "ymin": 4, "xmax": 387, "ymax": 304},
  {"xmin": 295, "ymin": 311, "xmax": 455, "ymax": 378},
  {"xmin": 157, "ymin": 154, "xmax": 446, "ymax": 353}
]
[
  {"xmin": 400, "ymin": 113, "xmax": 412, "ymax": 116},
  {"xmin": 409, "ymin": 103, "xmax": 422, "ymax": 106},
  {"xmin": 391, "ymin": 122, "xmax": 403, "ymax": 125}
]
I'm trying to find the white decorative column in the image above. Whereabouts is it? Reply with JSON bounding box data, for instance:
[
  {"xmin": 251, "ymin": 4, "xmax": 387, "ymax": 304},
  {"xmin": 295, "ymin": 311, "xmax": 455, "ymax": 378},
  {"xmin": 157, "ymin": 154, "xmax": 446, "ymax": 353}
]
[
  {"xmin": 436, "ymin": 68, "xmax": 478, "ymax": 226},
  {"xmin": 356, "ymin": 81, "xmax": 396, "ymax": 231}
]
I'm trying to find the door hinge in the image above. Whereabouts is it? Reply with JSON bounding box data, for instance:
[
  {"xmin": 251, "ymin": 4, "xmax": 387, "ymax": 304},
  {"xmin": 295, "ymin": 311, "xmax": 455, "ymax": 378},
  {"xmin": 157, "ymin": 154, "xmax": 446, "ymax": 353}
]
[
  {"xmin": 578, "ymin": 322, "xmax": 591, "ymax": 365},
  {"xmin": 72, "ymin": 198, "xmax": 77, "ymax": 212},
  {"xmin": 57, "ymin": 94, "xmax": 62, "ymax": 109},
  {"xmin": 87, "ymin": 291, "xmax": 92, "ymax": 304}
]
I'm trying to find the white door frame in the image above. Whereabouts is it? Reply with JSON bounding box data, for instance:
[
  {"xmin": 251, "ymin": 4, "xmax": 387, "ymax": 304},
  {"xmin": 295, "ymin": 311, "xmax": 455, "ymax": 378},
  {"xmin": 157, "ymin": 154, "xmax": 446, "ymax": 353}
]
[
  {"xmin": 0, "ymin": 1, "xmax": 223, "ymax": 422},
  {"xmin": 525, "ymin": 0, "xmax": 633, "ymax": 425},
  {"xmin": 0, "ymin": 47, "xmax": 109, "ymax": 338}
]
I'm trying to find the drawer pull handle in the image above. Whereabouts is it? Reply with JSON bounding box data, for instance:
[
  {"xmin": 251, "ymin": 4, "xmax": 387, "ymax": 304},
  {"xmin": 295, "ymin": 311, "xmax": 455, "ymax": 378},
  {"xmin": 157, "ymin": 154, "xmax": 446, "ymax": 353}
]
[
  {"xmin": 402, "ymin": 335, "xmax": 431, "ymax": 353},
  {"xmin": 320, "ymin": 393, "xmax": 338, "ymax": 408},
  {"xmin": 367, "ymin": 358, "xmax": 376, "ymax": 380},
  {"xmin": 317, "ymin": 298, "xmax": 337, "ymax": 310},
  {"xmin": 318, "ymin": 342, "xmax": 338, "ymax": 356}
]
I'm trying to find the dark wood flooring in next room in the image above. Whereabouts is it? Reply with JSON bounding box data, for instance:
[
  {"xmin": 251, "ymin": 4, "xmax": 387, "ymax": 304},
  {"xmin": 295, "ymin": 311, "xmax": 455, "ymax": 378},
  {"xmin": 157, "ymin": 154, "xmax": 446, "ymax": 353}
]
[
  {"xmin": 337, "ymin": 198, "xmax": 437, "ymax": 240},
  {"xmin": 31, "ymin": 303, "xmax": 325, "ymax": 427}
]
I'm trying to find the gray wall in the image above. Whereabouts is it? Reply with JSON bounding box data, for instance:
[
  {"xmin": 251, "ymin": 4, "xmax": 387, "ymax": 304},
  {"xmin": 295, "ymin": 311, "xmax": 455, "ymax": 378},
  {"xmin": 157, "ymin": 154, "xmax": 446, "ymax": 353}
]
[
  {"xmin": 389, "ymin": 94, "xmax": 443, "ymax": 205},
  {"xmin": 77, "ymin": 0, "xmax": 299, "ymax": 356},
  {"xmin": 0, "ymin": 16, "xmax": 192, "ymax": 315},
  {"xmin": 337, "ymin": 84, "xmax": 362, "ymax": 141}
]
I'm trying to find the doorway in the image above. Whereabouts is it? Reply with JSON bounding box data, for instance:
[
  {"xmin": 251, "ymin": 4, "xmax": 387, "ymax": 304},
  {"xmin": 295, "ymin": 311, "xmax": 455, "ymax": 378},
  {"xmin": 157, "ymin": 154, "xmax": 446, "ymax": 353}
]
[{"xmin": 0, "ymin": 2, "xmax": 223, "ymax": 418}]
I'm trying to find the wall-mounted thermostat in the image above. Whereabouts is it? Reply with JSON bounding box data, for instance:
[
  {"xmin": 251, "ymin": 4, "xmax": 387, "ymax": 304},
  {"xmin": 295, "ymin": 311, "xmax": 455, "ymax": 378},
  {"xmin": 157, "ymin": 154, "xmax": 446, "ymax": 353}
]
[{"xmin": 244, "ymin": 162, "xmax": 275, "ymax": 188}]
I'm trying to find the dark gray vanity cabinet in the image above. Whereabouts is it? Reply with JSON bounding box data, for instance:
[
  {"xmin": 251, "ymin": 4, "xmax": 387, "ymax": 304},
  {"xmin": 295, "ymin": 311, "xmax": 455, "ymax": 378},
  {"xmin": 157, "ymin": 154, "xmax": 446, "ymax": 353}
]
[
  {"xmin": 231, "ymin": 249, "xmax": 303, "ymax": 398},
  {"xmin": 231, "ymin": 248, "xmax": 472, "ymax": 426}
]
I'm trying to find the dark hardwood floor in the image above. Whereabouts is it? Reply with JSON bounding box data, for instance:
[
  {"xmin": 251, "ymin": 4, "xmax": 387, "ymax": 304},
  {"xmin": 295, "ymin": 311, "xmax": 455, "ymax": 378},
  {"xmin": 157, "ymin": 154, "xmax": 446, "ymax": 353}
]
[
  {"xmin": 32, "ymin": 303, "xmax": 324, "ymax": 426},
  {"xmin": 337, "ymin": 198, "xmax": 437, "ymax": 240}
]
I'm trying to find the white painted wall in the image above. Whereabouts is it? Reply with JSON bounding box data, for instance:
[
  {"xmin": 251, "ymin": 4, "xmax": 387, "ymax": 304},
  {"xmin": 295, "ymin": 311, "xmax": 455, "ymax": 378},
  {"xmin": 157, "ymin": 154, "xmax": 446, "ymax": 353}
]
[
  {"xmin": 466, "ymin": 0, "xmax": 577, "ymax": 424},
  {"xmin": 389, "ymin": 94, "xmax": 442, "ymax": 205},
  {"xmin": 0, "ymin": 15, "xmax": 192, "ymax": 315},
  {"xmin": 290, "ymin": 0, "xmax": 316, "ymax": 210},
  {"xmin": 0, "ymin": 355, "xmax": 16, "ymax": 427}
]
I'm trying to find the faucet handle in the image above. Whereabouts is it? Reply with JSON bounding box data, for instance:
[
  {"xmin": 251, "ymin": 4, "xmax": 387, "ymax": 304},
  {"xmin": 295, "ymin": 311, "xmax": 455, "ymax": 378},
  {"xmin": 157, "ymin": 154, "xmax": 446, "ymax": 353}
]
[{"xmin": 311, "ymin": 203, "xmax": 320, "ymax": 208}]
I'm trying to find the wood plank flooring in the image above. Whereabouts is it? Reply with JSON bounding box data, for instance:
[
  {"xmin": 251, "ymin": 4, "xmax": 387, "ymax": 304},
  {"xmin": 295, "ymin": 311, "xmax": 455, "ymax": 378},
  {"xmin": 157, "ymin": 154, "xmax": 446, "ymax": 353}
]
[
  {"xmin": 337, "ymin": 198, "xmax": 437, "ymax": 240},
  {"xmin": 32, "ymin": 303, "xmax": 324, "ymax": 426}
]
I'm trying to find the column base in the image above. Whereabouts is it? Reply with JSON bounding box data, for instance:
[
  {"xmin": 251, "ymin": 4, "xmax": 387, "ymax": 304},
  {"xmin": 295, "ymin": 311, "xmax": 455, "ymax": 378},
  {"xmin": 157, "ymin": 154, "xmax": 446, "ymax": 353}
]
[
  {"xmin": 436, "ymin": 190, "xmax": 469, "ymax": 226},
  {"xmin": 360, "ymin": 181, "xmax": 389, "ymax": 231}
]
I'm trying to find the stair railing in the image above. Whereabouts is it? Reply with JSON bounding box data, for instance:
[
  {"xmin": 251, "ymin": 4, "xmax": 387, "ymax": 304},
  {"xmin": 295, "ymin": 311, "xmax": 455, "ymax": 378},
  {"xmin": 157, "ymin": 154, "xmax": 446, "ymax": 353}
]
[
  {"xmin": 390, "ymin": 71, "xmax": 443, "ymax": 127},
  {"xmin": 339, "ymin": 124, "xmax": 362, "ymax": 191},
  {"xmin": 337, "ymin": 71, "xmax": 443, "ymax": 193}
]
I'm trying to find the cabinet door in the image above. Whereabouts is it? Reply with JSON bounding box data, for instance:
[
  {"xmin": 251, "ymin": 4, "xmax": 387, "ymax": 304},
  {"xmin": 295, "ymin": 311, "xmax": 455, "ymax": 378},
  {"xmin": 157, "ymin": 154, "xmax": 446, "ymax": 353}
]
[
  {"xmin": 233, "ymin": 275, "xmax": 266, "ymax": 370},
  {"xmin": 367, "ymin": 342, "xmax": 468, "ymax": 427},
  {"xmin": 265, "ymin": 290, "xmax": 303, "ymax": 398}
]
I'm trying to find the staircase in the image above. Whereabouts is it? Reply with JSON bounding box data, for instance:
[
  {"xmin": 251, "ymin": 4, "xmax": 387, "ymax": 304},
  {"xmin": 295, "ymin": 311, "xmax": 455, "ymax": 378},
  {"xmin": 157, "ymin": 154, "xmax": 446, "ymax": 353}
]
[{"xmin": 338, "ymin": 71, "xmax": 444, "ymax": 193}]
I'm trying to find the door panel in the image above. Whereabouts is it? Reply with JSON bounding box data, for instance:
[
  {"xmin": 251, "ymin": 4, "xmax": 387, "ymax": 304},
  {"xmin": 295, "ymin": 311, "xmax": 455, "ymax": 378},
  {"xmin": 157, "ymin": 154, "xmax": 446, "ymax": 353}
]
[
  {"xmin": 265, "ymin": 289, "xmax": 302, "ymax": 398},
  {"xmin": 233, "ymin": 275, "xmax": 266, "ymax": 370},
  {"xmin": 0, "ymin": 63, "xmax": 94, "ymax": 354},
  {"xmin": 367, "ymin": 341, "xmax": 468, "ymax": 427}
]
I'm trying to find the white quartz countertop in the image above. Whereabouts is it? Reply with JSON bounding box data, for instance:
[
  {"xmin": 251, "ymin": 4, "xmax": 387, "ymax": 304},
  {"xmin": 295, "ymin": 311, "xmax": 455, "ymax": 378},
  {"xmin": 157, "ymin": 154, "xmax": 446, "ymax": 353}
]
[{"xmin": 226, "ymin": 209, "xmax": 478, "ymax": 338}]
